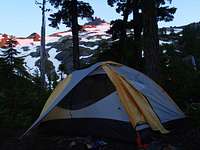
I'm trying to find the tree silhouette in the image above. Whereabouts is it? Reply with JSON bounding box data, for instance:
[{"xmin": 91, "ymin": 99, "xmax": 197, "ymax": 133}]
[
  {"xmin": 0, "ymin": 37, "xmax": 28, "ymax": 77},
  {"xmin": 49, "ymin": 0, "xmax": 94, "ymax": 69},
  {"xmin": 107, "ymin": 0, "xmax": 133, "ymax": 63},
  {"xmin": 141, "ymin": 0, "xmax": 176, "ymax": 84},
  {"xmin": 107, "ymin": 0, "xmax": 176, "ymax": 83},
  {"xmin": 107, "ymin": 0, "xmax": 144, "ymax": 69}
]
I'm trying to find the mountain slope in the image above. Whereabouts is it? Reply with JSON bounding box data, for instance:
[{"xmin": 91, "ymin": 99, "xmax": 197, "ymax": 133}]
[{"xmin": 0, "ymin": 19, "xmax": 111, "ymax": 80}]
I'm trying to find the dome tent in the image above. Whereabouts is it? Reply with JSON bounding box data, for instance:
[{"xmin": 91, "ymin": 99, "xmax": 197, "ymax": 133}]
[{"xmin": 22, "ymin": 61, "xmax": 185, "ymax": 141}]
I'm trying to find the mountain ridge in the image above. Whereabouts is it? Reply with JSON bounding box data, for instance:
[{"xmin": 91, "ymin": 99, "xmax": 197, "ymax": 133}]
[
  {"xmin": 0, "ymin": 19, "xmax": 111, "ymax": 81},
  {"xmin": 1, "ymin": 19, "xmax": 199, "ymax": 82}
]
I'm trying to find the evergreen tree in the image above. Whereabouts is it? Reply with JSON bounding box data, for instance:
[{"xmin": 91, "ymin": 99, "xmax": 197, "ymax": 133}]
[
  {"xmin": 58, "ymin": 63, "xmax": 66, "ymax": 80},
  {"xmin": 181, "ymin": 23, "xmax": 200, "ymax": 59},
  {"xmin": 141, "ymin": 0, "xmax": 161, "ymax": 83},
  {"xmin": 107, "ymin": 0, "xmax": 133, "ymax": 64},
  {"xmin": 141, "ymin": 0, "xmax": 176, "ymax": 84},
  {"xmin": 1, "ymin": 37, "xmax": 19, "ymax": 64},
  {"xmin": 48, "ymin": 0, "xmax": 94, "ymax": 69},
  {"xmin": 52, "ymin": 76, "xmax": 58, "ymax": 89},
  {"xmin": 0, "ymin": 37, "xmax": 28, "ymax": 77},
  {"xmin": 107, "ymin": 0, "xmax": 176, "ymax": 83},
  {"xmin": 0, "ymin": 37, "xmax": 29, "ymax": 121}
]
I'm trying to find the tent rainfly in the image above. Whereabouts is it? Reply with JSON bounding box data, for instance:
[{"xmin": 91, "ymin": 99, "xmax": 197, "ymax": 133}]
[{"xmin": 22, "ymin": 61, "xmax": 185, "ymax": 140}]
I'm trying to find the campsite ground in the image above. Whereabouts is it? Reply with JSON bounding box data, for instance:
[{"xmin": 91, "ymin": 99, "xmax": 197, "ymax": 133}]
[
  {"xmin": 1, "ymin": 126, "xmax": 200, "ymax": 150},
  {"xmin": 0, "ymin": 128, "xmax": 135, "ymax": 150}
]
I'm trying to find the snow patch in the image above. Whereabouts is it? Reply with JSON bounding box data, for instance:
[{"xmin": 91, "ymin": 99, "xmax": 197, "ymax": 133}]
[
  {"xmin": 80, "ymin": 38, "xmax": 101, "ymax": 42},
  {"xmin": 80, "ymin": 54, "xmax": 93, "ymax": 59},
  {"xmin": 24, "ymin": 55, "xmax": 39, "ymax": 74},
  {"xmin": 48, "ymin": 48, "xmax": 61, "ymax": 72},
  {"xmin": 163, "ymin": 50, "xmax": 167, "ymax": 54},
  {"xmin": 159, "ymin": 40, "xmax": 173, "ymax": 45},
  {"xmin": 80, "ymin": 45, "xmax": 99, "ymax": 50},
  {"xmin": 175, "ymin": 49, "xmax": 182, "ymax": 53}
]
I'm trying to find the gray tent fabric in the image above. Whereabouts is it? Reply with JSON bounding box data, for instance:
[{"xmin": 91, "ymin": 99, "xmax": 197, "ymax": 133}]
[
  {"xmin": 21, "ymin": 62, "xmax": 104, "ymax": 137},
  {"xmin": 111, "ymin": 65, "xmax": 185, "ymax": 122},
  {"xmin": 21, "ymin": 62, "xmax": 185, "ymax": 138}
]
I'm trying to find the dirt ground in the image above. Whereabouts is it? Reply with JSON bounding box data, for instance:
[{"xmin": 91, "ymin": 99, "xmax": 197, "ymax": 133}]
[{"xmin": 1, "ymin": 127, "xmax": 200, "ymax": 150}]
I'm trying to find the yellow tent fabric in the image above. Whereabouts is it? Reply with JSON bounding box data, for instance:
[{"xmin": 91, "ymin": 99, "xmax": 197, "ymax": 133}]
[
  {"xmin": 102, "ymin": 64, "xmax": 169, "ymax": 134},
  {"xmin": 101, "ymin": 61, "xmax": 123, "ymax": 67},
  {"xmin": 40, "ymin": 74, "xmax": 72, "ymax": 116},
  {"xmin": 43, "ymin": 107, "xmax": 71, "ymax": 121}
]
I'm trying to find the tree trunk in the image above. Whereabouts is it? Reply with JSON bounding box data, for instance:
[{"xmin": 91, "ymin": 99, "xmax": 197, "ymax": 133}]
[
  {"xmin": 71, "ymin": 0, "xmax": 80, "ymax": 69},
  {"xmin": 142, "ymin": 0, "xmax": 162, "ymax": 84},
  {"xmin": 133, "ymin": 4, "xmax": 143, "ymax": 70},
  {"xmin": 40, "ymin": 0, "xmax": 47, "ymax": 87},
  {"xmin": 120, "ymin": 0, "xmax": 130, "ymax": 63}
]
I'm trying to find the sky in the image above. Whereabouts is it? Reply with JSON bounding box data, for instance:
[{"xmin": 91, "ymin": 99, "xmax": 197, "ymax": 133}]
[{"xmin": 0, "ymin": 0, "xmax": 200, "ymax": 37}]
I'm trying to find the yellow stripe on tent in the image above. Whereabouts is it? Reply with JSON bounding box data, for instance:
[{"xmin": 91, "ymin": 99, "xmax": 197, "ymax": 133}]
[
  {"xmin": 43, "ymin": 107, "xmax": 71, "ymax": 121},
  {"xmin": 40, "ymin": 74, "xmax": 72, "ymax": 116},
  {"xmin": 102, "ymin": 64, "xmax": 169, "ymax": 134},
  {"xmin": 101, "ymin": 61, "xmax": 123, "ymax": 67}
]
